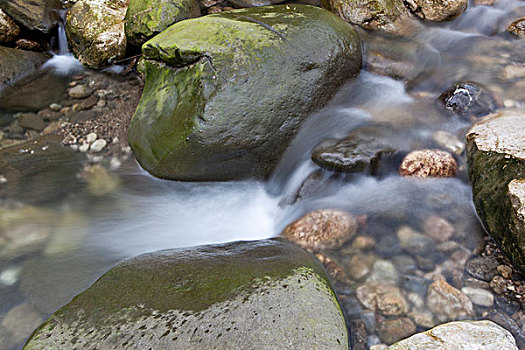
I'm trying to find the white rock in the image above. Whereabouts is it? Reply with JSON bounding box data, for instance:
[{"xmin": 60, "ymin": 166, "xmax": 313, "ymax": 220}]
[
  {"xmin": 79, "ymin": 142, "xmax": 89, "ymax": 153},
  {"xmin": 461, "ymin": 286, "xmax": 494, "ymax": 307},
  {"xmin": 86, "ymin": 132, "xmax": 98, "ymax": 143},
  {"xmin": 386, "ymin": 320, "xmax": 518, "ymax": 349},
  {"xmin": 90, "ymin": 139, "xmax": 107, "ymax": 153}
]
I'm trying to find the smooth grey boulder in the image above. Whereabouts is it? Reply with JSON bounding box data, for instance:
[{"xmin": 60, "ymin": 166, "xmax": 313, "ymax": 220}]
[
  {"xmin": 0, "ymin": 47, "xmax": 47, "ymax": 93},
  {"xmin": 386, "ymin": 320, "xmax": 518, "ymax": 349},
  {"xmin": 467, "ymin": 110, "xmax": 525, "ymax": 274},
  {"xmin": 24, "ymin": 239, "xmax": 348, "ymax": 349},
  {"xmin": 127, "ymin": 5, "xmax": 362, "ymax": 181},
  {"xmin": 0, "ymin": 0, "xmax": 62, "ymax": 33}
]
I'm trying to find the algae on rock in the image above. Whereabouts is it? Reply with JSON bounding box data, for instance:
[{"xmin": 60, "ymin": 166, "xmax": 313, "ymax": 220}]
[{"xmin": 127, "ymin": 5, "xmax": 362, "ymax": 181}]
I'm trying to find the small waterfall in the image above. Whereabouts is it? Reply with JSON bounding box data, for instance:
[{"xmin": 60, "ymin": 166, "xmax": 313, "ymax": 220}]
[{"xmin": 42, "ymin": 9, "xmax": 82, "ymax": 75}]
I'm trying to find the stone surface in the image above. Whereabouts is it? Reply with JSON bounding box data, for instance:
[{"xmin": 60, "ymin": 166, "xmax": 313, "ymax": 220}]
[
  {"xmin": 356, "ymin": 282, "xmax": 409, "ymax": 316},
  {"xmin": 422, "ymin": 215, "xmax": 454, "ymax": 243},
  {"xmin": 507, "ymin": 18, "xmax": 525, "ymax": 38},
  {"xmin": 404, "ymin": 0, "xmax": 467, "ymax": 21},
  {"xmin": 466, "ymin": 256, "xmax": 498, "ymax": 282},
  {"xmin": 127, "ymin": 5, "xmax": 362, "ymax": 181},
  {"xmin": 466, "ymin": 110, "xmax": 525, "ymax": 273},
  {"xmin": 125, "ymin": 0, "xmax": 201, "ymax": 47},
  {"xmin": 24, "ymin": 239, "xmax": 348, "ymax": 349},
  {"xmin": 312, "ymin": 126, "xmax": 396, "ymax": 174},
  {"xmin": 0, "ymin": 47, "xmax": 47, "ymax": 93},
  {"xmin": 282, "ymin": 209, "xmax": 357, "ymax": 253},
  {"xmin": 461, "ymin": 286, "xmax": 494, "ymax": 307},
  {"xmin": 439, "ymin": 82, "xmax": 498, "ymax": 118},
  {"xmin": 231, "ymin": 0, "xmax": 286, "ymax": 7},
  {"xmin": 397, "ymin": 225, "xmax": 431, "ymax": 255},
  {"xmin": 68, "ymin": 85, "xmax": 93, "ymax": 99},
  {"xmin": 427, "ymin": 280, "xmax": 474, "ymax": 320},
  {"xmin": 386, "ymin": 320, "xmax": 518, "ymax": 349},
  {"xmin": 17, "ymin": 113, "xmax": 46, "ymax": 131},
  {"xmin": 346, "ymin": 253, "xmax": 375, "ymax": 280},
  {"xmin": 321, "ymin": 0, "xmax": 417, "ymax": 34},
  {"xmin": 0, "ymin": 0, "xmax": 61, "ymax": 33},
  {"xmin": 66, "ymin": 0, "xmax": 129, "ymax": 68},
  {"xmin": 378, "ymin": 317, "xmax": 417, "ymax": 345},
  {"xmin": 399, "ymin": 149, "xmax": 457, "ymax": 178},
  {"xmin": 0, "ymin": 9, "xmax": 20, "ymax": 43}
]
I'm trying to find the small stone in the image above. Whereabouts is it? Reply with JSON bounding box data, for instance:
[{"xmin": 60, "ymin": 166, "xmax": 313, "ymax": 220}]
[
  {"xmin": 346, "ymin": 253, "xmax": 375, "ymax": 280},
  {"xmin": 0, "ymin": 175, "xmax": 7, "ymax": 184},
  {"xmin": 408, "ymin": 310, "xmax": 435, "ymax": 328},
  {"xmin": 397, "ymin": 226, "xmax": 431, "ymax": 255},
  {"xmin": 68, "ymin": 85, "xmax": 93, "ymax": 99},
  {"xmin": 378, "ymin": 317, "xmax": 417, "ymax": 345},
  {"xmin": 79, "ymin": 143, "xmax": 89, "ymax": 153},
  {"xmin": 367, "ymin": 260, "xmax": 399, "ymax": 284},
  {"xmin": 497, "ymin": 265, "xmax": 513, "ymax": 279},
  {"xmin": 89, "ymin": 139, "xmax": 107, "ymax": 153},
  {"xmin": 399, "ymin": 149, "xmax": 457, "ymax": 178},
  {"xmin": 18, "ymin": 113, "xmax": 46, "ymax": 132},
  {"xmin": 461, "ymin": 286, "xmax": 494, "ymax": 307},
  {"xmin": 0, "ymin": 9, "xmax": 20, "ymax": 43},
  {"xmin": 392, "ymin": 255, "xmax": 417, "ymax": 274},
  {"xmin": 423, "ymin": 215, "xmax": 455, "ymax": 243},
  {"xmin": 208, "ymin": 6, "xmax": 222, "ymax": 14},
  {"xmin": 349, "ymin": 319, "xmax": 367, "ymax": 350},
  {"xmin": 49, "ymin": 103, "xmax": 62, "ymax": 111},
  {"xmin": 370, "ymin": 345, "xmax": 387, "ymax": 350},
  {"xmin": 427, "ymin": 280, "xmax": 475, "ymax": 320},
  {"xmin": 352, "ymin": 235, "xmax": 376, "ymax": 250},
  {"xmin": 110, "ymin": 157, "xmax": 121, "ymax": 169},
  {"xmin": 407, "ymin": 292, "xmax": 425, "ymax": 309},
  {"xmin": 404, "ymin": 0, "xmax": 467, "ymax": 21},
  {"xmin": 466, "ymin": 256, "xmax": 498, "ymax": 281},
  {"xmin": 86, "ymin": 133, "xmax": 98, "ymax": 143},
  {"xmin": 508, "ymin": 18, "xmax": 525, "ymax": 38},
  {"xmin": 281, "ymin": 209, "xmax": 358, "ymax": 252},
  {"xmin": 432, "ymin": 130, "xmax": 465, "ymax": 155},
  {"xmin": 490, "ymin": 275, "xmax": 508, "ymax": 295},
  {"xmin": 356, "ymin": 282, "xmax": 409, "ymax": 316},
  {"xmin": 463, "ymin": 277, "xmax": 491, "ymax": 290},
  {"xmin": 315, "ymin": 253, "xmax": 350, "ymax": 285},
  {"xmin": 15, "ymin": 38, "xmax": 41, "ymax": 51},
  {"xmin": 38, "ymin": 109, "xmax": 63, "ymax": 121}
]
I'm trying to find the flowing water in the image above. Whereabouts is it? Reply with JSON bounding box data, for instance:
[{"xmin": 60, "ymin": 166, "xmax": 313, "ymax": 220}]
[{"xmin": 1, "ymin": 1, "xmax": 525, "ymax": 349}]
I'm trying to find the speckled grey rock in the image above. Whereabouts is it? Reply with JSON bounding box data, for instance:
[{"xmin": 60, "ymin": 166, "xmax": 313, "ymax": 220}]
[
  {"xmin": 467, "ymin": 110, "xmax": 525, "ymax": 274},
  {"xmin": 404, "ymin": 0, "xmax": 467, "ymax": 21},
  {"xmin": 24, "ymin": 239, "xmax": 348, "ymax": 349},
  {"xmin": 0, "ymin": 9, "xmax": 20, "ymax": 43},
  {"xmin": 386, "ymin": 320, "xmax": 518, "ymax": 349}
]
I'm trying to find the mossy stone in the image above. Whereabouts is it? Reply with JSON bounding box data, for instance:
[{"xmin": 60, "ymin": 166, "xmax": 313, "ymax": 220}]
[
  {"xmin": 24, "ymin": 239, "xmax": 348, "ymax": 349},
  {"xmin": 127, "ymin": 5, "xmax": 362, "ymax": 180},
  {"xmin": 125, "ymin": 0, "xmax": 201, "ymax": 47}
]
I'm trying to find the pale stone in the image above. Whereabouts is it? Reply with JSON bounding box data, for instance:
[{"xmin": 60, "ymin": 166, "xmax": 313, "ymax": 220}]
[{"xmin": 461, "ymin": 286, "xmax": 494, "ymax": 307}]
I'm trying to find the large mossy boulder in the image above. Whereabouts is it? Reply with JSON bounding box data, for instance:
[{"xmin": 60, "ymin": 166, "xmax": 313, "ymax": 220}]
[
  {"xmin": 124, "ymin": 0, "xmax": 201, "ymax": 47},
  {"xmin": 0, "ymin": 47, "xmax": 47, "ymax": 93},
  {"xmin": 127, "ymin": 5, "xmax": 362, "ymax": 181},
  {"xmin": 0, "ymin": 0, "xmax": 62, "ymax": 33},
  {"xmin": 467, "ymin": 110, "xmax": 525, "ymax": 274},
  {"xmin": 66, "ymin": 0, "xmax": 129, "ymax": 68},
  {"xmin": 24, "ymin": 239, "xmax": 348, "ymax": 349}
]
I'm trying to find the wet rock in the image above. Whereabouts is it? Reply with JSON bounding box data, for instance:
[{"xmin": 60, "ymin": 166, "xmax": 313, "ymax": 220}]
[
  {"xmin": 69, "ymin": 110, "xmax": 99, "ymax": 123},
  {"xmin": 1, "ymin": 303, "xmax": 43, "ymax": 346},
  {"xmin": 0, "ymin": 0, "xmax": 61, "ymax": 33},
  {"xmin": 0, "ymin": 46, "xmax": 47, "ymax": 93},
  {"xmin": 466, "ymin": 110, "xmax": 525, "ymax": 274},
  {"xmin": 282, "ymin": 209, "xmax": 357, "ymax": 253},
  {"xmin": 507, "ymin": 18, "xmax": 525, "ymax": 37},
  {"xmin": 315, "ymin": 253, "xmax": 351, "ymax": 285},
  {"xmin": 497, "ymin": 264, "xmax": 513, "ymax": 279},
  {"xmin": 72, "ymin": 95, "xmax": 99, "ymax": 111},
  {"xmin": 404, "ymin": 0, "xmax": 467, "ymax": 21},
  {"xmin": 486, "ymin": 310, "xmax": 525, "ymax": 349},
  {"xmin": 127, "ymin": 5, "xmax": 361, "ymax": 181},
  {"xmin": 378, "ymin": 317, "xmax": 416, "ymax": 345},
  {"xmin": 439, "ymin": 82, "xmax": 498, "ymax": 118},
  {"xmin": 37, "ymin": 109, "xmax": 63, "ymax": 121},
  {"xmin": 68, "ymin": 85, "xmax": 93, "ymax": 99},
  {"xmin": 66, "ymin": 0, "xmax": 129, "ymax": 68},
  {"xmin": 399, "ymin": 149, "xmax": 457, "ymax": 178},
  {"xmin": 427, "ymin": 280, "xmax": 474, "ymax": 321},
  {"xmin": 408, "ymin": 309, "xmax": 435, "ymax": 328},
  {"xmin": 352, "ymin": 235, "xmax": 376, "ymax": 250},
  {"xmin": 356, "ymin": 282, "xmax": 409, "ymax": 316},
  {"xmin": 367, "ymin": 259, "xmax": 399, "ymax": 284},
  {"xmin": 422, "ymin": 215, "xmax": 454, "ymax": 243},
  {"xmin": 349, "ymin": 319, "xmax": 368, "ymax": 350},
  {"xmin": 466, "ymin": 256, "xmax": 499, "ymax": 281},
  {"xmin": 345, "ymin": 253, "xmax": 376, "ymax": 280},
  {"xmin": 24, "ymin": 240, "xmax": 348, "ymax": 349},
  {"xmin": 461, "ymin": 286, "xmax": 494, "ymax": 307},
  {"xmin": 321, "ymin": 0, "xmax": 418, "ymax": 34},
  {"xmin": 15, "ymin": 38, "xmax": 41, "ymax": 51},
  {"xmin": 17, "ymin": 113, "xmax": 46, "ymax": 132},
  {"xmin": 386, "ymin": 320, "xmax": 518, "ymax": 349},
  {"xmin": 0, "ymin": 9, "xmax": 20, "ymax": 43},
  {"xmin": 125, "ymin": 0, "xmax": 201, "ymax": 47},
  {"xmin": 311, "ymin": 126, "xmax": 396, "ymax": 174},
  {"xmin": 397, "ymin": 225, "xmax": 431, "ymax": 255}
]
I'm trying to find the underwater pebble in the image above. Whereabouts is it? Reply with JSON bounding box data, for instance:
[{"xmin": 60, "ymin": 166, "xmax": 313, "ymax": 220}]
[
  {"xmin": 90, "ymin": 139, "xmax": 107, "ymax": 153},
  {"xmin": 427, "ymin": 280, "xmax": 474, "ymax": 320},
  {"xmin": 356, "ymin": 282, "xmax": 409, "ymax": 316},
  {"xmin": 86, "ymin": 133, "xmax": 97, "ymax": 143},
  {"xmin": 399, "ymin": 149, "xmax": 457, "ymax": 178},
  {"xmin": 461, "ymin": 286, "xmax": 494, "ymax": 307}
]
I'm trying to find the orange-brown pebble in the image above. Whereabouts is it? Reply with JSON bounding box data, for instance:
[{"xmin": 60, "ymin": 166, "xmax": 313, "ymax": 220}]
[{"xmin": 399, "ymin": 149, "xmax": 457, "ymax": 178}]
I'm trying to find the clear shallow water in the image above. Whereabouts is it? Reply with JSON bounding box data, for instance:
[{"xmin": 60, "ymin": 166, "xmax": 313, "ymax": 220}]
[{"xmin": 1, "ymin": 1, "xmax": 525, "ymax": 349}]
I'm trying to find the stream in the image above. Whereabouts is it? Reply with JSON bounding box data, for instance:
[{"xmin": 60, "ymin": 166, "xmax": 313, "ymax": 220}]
[{"xmin": 1, "ymin": 0, "xmax": 525, "ymax": 349}]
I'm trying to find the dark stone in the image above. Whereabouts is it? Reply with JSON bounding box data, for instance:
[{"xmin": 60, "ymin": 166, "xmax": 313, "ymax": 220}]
[
  {"xmin": 18, "ymin": 113, "xmax": 45, "ymax": 131},
  {"xmin": 312, "ymin": 125, "xmax": 397, "ymax": 174},
  {"xmin": 378, "ymin": 317, "xmax": 417, "ymax": 345},
  {"xmin": 439, "ymin": 82, "xmax": 498, "ymax": 118},
  {"xmin": 349, "ymin": 319, "xmax": 367, "ymax": 350},
  {"xmin": 0, "ymin": 46, "xmax": 47, "ymax": 94},
  {"xmin": 0, "ymin": 0, "xmax": 62, "ymax": 33},
  {"xmin": 399, "ymin": 274, "xmax": 431, "ymax": 296},
  {"xmin": 73, "ymin": 95, "xmax": 99, "ymax": 111},
  {"xmin": 69, "ymin": 110, "xmax": 99, "ymax": 123},
  {"xmin": 37, "ymin": 109, "xmax": 63, "ymax": 121},
  {"xmin": 466, "ymin": 257, "xmax": 499, "ymax": 282},
  {"xmin": 485, "ymin": 310, "xmax": 525, "ymax": 349}
]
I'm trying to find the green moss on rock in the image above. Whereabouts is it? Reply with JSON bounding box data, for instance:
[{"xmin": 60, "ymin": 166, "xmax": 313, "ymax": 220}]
[
  {"xmin": 125, "ymin": 0, "xmax": 201, "ymax": 47},
  {"xmin": 127, "ymin": 5, "xmax": 362, "ymax": 180}
]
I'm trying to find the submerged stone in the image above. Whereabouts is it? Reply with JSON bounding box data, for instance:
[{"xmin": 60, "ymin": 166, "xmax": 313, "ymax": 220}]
[
  {"xmin": 399, "ymin": 149, "xmax": 457, "ymax": 178},
  {"xmin": 438, "ymin": 81, "xmax": 498, "ymax": 118},
  {"xmin": 127, "ymin": 5, "xmax": 362, "ymax": 180},
  {"xmin": 124, "ymin": 0, "xmax": 201, "ymax": 47},
  {"xmin": 404, "ymin": 0, "xmax": 467, "ymax": 21},
  {"xmin": 24, "ymin": 239, "xmax": 348, "ymax": 349},
  {"xmin": 467, "ymin": 110, "xmax": 525, "ymax": 274}
]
